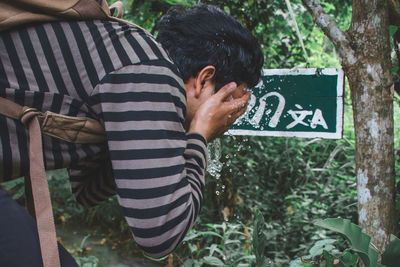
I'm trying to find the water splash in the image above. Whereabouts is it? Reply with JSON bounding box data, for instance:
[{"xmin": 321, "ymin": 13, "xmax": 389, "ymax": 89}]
[{"xmin": 207, "ymin": 138, "xmax": 223, "ymax": 180}]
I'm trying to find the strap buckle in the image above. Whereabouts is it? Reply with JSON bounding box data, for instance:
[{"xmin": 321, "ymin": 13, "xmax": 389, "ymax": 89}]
[{"xmin": 19, "ymin": 107, "xmax": 40, "ymax": 120}]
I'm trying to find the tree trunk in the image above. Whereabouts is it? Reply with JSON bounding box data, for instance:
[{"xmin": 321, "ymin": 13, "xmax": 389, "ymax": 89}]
[
  {"xmin": 347, "ymin": 1, "xmax": 396, "ymax": 252},
  {"xmin": 301, "ymin": 0, "xmax": 396, "ymax": 253}
]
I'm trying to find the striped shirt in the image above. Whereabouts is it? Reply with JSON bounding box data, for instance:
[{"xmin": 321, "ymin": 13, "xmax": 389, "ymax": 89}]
[{"xmin": 0, "ymin": 20, "xmax": 207, "ymax": 258}]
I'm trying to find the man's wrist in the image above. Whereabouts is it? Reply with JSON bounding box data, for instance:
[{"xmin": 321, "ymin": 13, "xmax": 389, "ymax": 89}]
[{"xmin": 186, "ymin": 131, "xmax": 208, "ymax": 145}]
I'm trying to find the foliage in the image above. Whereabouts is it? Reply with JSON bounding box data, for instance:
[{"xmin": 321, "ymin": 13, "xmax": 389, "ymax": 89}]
[
  {"xmin": 110, "ymin": 0, "xmax": 351, "ymax": 68},
  {"xmin": 69, "ymin": 235, "xmax": 100, "ymax": 267},
  {"xmin": 1, "ymin": 176, "xmax": 24, "ymax": 202},
  {"xmin": 382, "ymin": 235, "xmax": 400, "ymax": 266},
  {"xmin": 291, "ymin": 218, "xmax": 400, "ymax": 267},
  {"xmin": 175, "ymin": 209, "xmax": 277, "ymax": 267},
  {"xmin": 47, "ymin": 170, "xmax": 86, "ymax": 224},
  {"xmin": 315, "ymin": 218, "xmax": 380, "ymax": 267},
  {"xmin": 71, "ymin": 256, "xmax": 99, "ymax": 267},
  {"xmin": 211, "ymin": 132, "xmax": 357, "ymax": 258},
  {"xmin": 180, "ymin": 222, "xmax": 253, "ymax": 266},
  {"xmin": 107, "ymin": 0, "xmax": 196, "ymax": 33},
  {"xmin": 170, "ymin": 112, "xmax": 359, "ymax": 265},
  {"xmin": 251, "ymin": 209, "xmax": 268, "ymax": 267},
  {"xmin": 200, "ymin": 0, "xmax": 351, "ymax": 69}
]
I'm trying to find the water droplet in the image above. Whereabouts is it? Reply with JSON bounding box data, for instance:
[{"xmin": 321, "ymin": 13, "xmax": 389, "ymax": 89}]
[{"xmin": 207, "ymin": 138, "xmax": 223, "ymax": 180}]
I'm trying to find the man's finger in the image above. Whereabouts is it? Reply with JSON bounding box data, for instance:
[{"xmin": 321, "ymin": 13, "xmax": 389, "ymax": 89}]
[
  {"xmin": 229, "ymin": 104, "xmax": 247, "ymax": 123},
  {"xmin": 235, "ymin": 100, "xmax": 249, "ymax": 117},
  {"xmin": 227, "ymin": 92, "xmax": 250, "ymax": 113},
  {"xmin": 215, "ymin": 82, "xmax": 237, "ymax": 101},
  {"xmin": 224, "ymin": 93, "xmax": 250, "ymax": 125}
]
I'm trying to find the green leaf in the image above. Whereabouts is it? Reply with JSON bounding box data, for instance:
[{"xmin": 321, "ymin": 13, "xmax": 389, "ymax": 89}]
[
  {"xmin": 309, "ymin": 239, "xmax": 337, "ymax": 257},
  {"xmin": 142, "ymin": 253, "xmax": 169, "ymax": 262},
  {"xmin": 188, "ymin": 243, "xmax": 197, "ymax": 253},
  {"xmin": 323, "ymin": 250, "xmax": 335, "ymax": 267},
  {"xmin": 390, "ymin": 25, "xmax": 398, "ymax": 37},
  {"xmin": 225, "ymin": 239, "xmax": 241, "ymax": 245},
  {"xmin": 232, "ymin": 255, "xmax": 256, "ymax": 265},
  {"xmin": 392, "ymin": 66, "xmax": 399, "ymax": 75},
  {"xmin": 1, "ymin": 177, "xmax": 24, "ymax": 191},
  {"xmin": 251, "ymin": 209, "xmax": 268, "ymax": 267},
  {"xmin": 382, "ymin": 234, "xmax": 400, "ymax": 267},
  {"xmin": 202, "ymin": 256, "xmax": 224, "ymax": 266},
  {"xmin": 183, "ymin": 231, "xmax": 223, "ymax": 241},
  {"xmin": 340, "ymin": 252, "xmax": 358, "ymax": 266},
  {"xmin": 208, "ymin": 244, "xmax": 224, "ymax": 258},
  {"xmin": 252, "ymin": 209, "xmax": 267, "ymax": 260},
  {"xmin": 301, "ymin": 260, "xmax": 318, "ymax": 267},
  {"xmin": 163, "ymin": 0, "xmax": 192, "ymax": 6},
  {"xmin": 289, "ymin": 259, "xmax": 304, "ymax": 267},
  {"xmin": 315, "ymin": 218, "xmax": 380, "ymax": 267},
  {"xmin": 183, "ymin": 259, "xmax": 202, "ymax": 267},
  {"xmin": 164, "ymin": 0, "xmax": 180, "ymax": 4}
]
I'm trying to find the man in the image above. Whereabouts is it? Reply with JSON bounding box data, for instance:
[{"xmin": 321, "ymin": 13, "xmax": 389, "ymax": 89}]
[{"xmin": 0, "ymin": 3, "xmax": 263, "ymax": 265}]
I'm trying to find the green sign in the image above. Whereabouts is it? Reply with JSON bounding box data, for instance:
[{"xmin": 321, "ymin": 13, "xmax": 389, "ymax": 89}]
[{"xmin": 229, "ymin": 68, "xmax": 344, "ymax": 139}]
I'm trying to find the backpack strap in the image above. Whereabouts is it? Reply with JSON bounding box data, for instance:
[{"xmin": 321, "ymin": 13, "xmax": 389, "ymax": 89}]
[
  {"xmin": 0, "ymin": 96, "xmax": 107, "ymax": 267},
  {"xmin": 0, "ymin": 96, "xmax": 60, "ymax": 267},
  {"xmin": 0, "ymin": 97, "xmax": 106, "ymax": 143},
  {"xmin": 109, "ymin": 1, "xmax": 124, "ymax": 19},
  {"xmin": 0, "ymin": 0, "xmax": 153, "ymax": 37},
  {"xmin": 0, "ymin": 0, "xmax": 110, "ymax": 31}
]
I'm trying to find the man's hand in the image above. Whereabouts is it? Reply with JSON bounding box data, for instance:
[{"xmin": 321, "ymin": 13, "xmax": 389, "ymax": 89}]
[{"xmin": 188, "ymin": 82, "xmax": 250, "ymax": 143}]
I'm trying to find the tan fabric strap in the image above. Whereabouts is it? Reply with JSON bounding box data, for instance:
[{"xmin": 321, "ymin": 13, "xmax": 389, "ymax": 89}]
[
  {"xmin": 0, "ymin": 0, "xmax": 111, "ymax": 31},
  {"xmin": 26, "ymin": 112, "xmax": 61, "ymax": 267},
  {"xmin": 0, "ymin": 96, "xmax": 107, "ymax": 267},
  {"xmin": 0, "ymin": 0, "xmax": 152, "ymax": 38},
  {"xmin": 0, "ymin": 97, "xmax": 60, "ymax": 267},
  {"xmin": 109, "ymin": 1, "xmax": 124, "ymax": 19},
  {"xmin": 0, "ymin": 95, "xmax": 22, "ymax": 120},
  {"xmin": 0, "ymin": 97, "xmax": 106, "ymax": 144}
]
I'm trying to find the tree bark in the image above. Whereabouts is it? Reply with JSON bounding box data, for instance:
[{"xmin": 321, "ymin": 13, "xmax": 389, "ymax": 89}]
[{"xmin": 302, "ymin": 0, "xmax": 396, "ymax": 253}]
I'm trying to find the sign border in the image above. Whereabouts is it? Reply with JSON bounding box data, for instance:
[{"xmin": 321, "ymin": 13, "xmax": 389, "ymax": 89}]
[{"xmin": 227, "ymin": 68, "xmax": 345, "ymax": 139}]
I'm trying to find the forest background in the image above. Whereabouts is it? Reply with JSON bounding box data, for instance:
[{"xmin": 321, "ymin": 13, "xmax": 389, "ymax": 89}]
[{"xmin": 2, "ymin": 0, "xmax": 400, "ymax": 266}]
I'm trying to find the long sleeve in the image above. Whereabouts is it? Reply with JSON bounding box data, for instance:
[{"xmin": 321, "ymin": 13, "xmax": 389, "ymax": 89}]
[
  {"xmin": 67, "ymin": 154, "xmax": 116, "ymax": 207},
  {"xmin": 90, "ymin": 60, "xmax": 207, "ymax": 258}
]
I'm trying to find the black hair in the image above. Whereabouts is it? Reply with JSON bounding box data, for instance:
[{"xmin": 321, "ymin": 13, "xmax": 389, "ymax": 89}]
[{"xmin": 156, "ymin": 4, "xmax": 264, "ymax": 91}]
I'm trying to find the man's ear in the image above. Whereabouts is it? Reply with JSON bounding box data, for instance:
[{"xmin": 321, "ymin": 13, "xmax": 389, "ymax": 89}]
[{"xmin": 194, "ymin": 65, "xmax": 216, "ymax": 97}]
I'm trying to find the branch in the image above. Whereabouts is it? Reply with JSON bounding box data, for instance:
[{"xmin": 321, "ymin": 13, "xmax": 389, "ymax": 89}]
[
  {"xmin": 301, "ymin": 0, "xmax": 356, "ymax": 67},
  {"xmin": 388, "ymin": 0, "xmax": 400, "ymax": 26}
]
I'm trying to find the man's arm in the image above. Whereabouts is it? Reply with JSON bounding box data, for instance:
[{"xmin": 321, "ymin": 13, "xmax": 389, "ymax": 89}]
[
  {"xmin": 68, "ymin": 156, "xmax": 116, "ymax": 207},
  {"xmin": 92, "ymin": 60, "xmax": 206, "ymax": 258}
]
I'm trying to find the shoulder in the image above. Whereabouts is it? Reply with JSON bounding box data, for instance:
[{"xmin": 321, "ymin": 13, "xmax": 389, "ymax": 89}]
[
  {"xmin": 88, "ymin": 20, "xmax": 174, "ymax": 65},
  {"xmin": 26, "ymin": 19, "xmax": 176, "ymax": 75},
  {"xmin": 77, "ymin": 20, "xmax": 183, "ymax": 89}
]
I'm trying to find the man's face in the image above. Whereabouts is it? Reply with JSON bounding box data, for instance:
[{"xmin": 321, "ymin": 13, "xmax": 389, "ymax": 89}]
[{"xmin": 184, "ymin": 82, "xmax": 248, "ymax": 130}]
